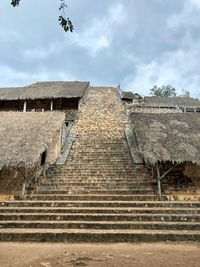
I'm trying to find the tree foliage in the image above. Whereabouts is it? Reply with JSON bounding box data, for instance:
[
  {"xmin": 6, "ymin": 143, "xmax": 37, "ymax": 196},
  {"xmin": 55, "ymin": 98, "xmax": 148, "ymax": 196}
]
[
  {"xmin": 180, "ymin": 89, "xmax": 190, "ymax": 98},
  {"xmin": 150, "ymin": 85, "xmax": 176, "ymax": 97},
  {"xmin": 11, "ymin": 0, "xmax": 74, "ymax": 32},
  {"xmin": 11, "ymin": 0, "xmax": 20, "ymax": 7}
]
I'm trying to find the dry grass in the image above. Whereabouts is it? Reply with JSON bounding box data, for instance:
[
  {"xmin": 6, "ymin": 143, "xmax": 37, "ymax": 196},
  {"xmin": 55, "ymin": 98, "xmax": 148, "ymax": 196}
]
[
  {"xmin": 144, "ymin": 96, "xmax": 200, "ymax": 108},
  {"xmin": 0, "ymin": 81, "xmax": 89, "ymax": 100},
  {"xmin": 0, "ymin": 112, "xmax": 65, "ymax": 169},
  {"xmin": 131, "ymin": 113, "xmax": 200, "ymax": 165}
]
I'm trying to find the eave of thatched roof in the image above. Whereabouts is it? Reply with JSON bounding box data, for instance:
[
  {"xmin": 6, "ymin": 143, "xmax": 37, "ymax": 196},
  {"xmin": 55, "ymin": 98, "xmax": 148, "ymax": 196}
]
[
  {"xmin": 144, "ymin": 96, "xmax": 200, "ymax": 108},
  {"xmin": 0, "ymin": 112, "xmax": 65, "ymax": 170},
  {"xmin": 131, "ymin": 113, "xmax": 200, "ymax": 165},
  {"xmin": 0, "ymin": 81, "xmax": 90, "ymax": 100},
  {"xmin": 121, "ymin": 91, "xmax": 142, "ymax": 100},
  {"xmin": 121, "ymin": 91, "xmax": 135, "ymax": 99}
]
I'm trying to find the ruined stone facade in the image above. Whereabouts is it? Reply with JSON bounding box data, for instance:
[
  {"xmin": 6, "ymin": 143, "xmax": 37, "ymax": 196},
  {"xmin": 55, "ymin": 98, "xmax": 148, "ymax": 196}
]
[{"xmin": 0, "ymin": 86, "xmax": 200, "ymax": 242}]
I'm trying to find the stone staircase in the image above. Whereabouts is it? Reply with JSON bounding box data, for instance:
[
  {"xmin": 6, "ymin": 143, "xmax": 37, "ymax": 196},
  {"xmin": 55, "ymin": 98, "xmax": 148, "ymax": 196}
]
[{"xmin": 0, "ymin": 87, "xmax": 200, "ymax": 242}]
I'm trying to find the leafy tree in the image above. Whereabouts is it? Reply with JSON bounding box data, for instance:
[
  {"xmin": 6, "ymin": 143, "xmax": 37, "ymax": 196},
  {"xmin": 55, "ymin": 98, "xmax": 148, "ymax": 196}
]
[
  {"xmin": 150, "ymin": 85, "xmax": 176, "ymax": 97},
  {"xmin": 11, "ymin": 0, "xmax": 74, "ymax": 32},
  {"xmin": 180, "ymin": 89, "xmax": 190, "ymax": 98}
]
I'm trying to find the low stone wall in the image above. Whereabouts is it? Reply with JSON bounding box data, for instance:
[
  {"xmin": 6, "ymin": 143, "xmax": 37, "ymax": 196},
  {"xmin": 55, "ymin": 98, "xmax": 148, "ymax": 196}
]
[
  {"xmin": 131, "ymin": 107, "xmax": 183, "ymax": 114},
  {"xmin": 0, "ymin": 165, "xmax": 42, "ymax": 198},
  {"xmin": 156, "ymin": 163, "xmax": 200, "ymax": 199},
  {"xmin": 47, "ymin": 130, "xmax": 60, "ymax": 165},
  {"xmin": 184, "ymin": 164, "xmax": 200, "ymax": 178},
  {"xmin": 184, "ymin": 164, "xmax": 200, "ymax": 190}
]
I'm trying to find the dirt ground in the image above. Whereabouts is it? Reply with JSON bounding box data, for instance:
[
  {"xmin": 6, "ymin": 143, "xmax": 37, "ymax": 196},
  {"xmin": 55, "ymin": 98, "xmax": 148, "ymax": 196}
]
[{"xmin": 0, "ymin": 242, "xmax": 200, "ymax": 267}]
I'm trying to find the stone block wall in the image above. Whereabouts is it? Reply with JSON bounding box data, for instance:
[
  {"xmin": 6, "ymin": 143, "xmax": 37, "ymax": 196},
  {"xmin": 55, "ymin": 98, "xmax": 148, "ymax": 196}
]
[
  {"xmin": 184, "ymin": 164, "xmax": 200, "ymax": 191},
  {"xmin": 46, "ymin": 123, "xmax": 67, "ymax": 165},
  {"xmin": 131, "ymin": 107, "xmax": 183, "ymax": 114}
]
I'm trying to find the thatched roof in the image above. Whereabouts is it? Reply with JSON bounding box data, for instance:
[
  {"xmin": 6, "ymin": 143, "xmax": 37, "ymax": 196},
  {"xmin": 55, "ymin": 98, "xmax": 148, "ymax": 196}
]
[
  {"xmin": 122, "ymin": 91, "xmax": 142, "ymax": 100},
  {"xmin": 144, "ymin": 96, "xmax": 200, "ymax": 108},
  {"xmin": 0, "ymin": 112, "xmax": 65, "ymax": 170},
  {"xmin": 121, "ymin": 91, "xmax": 135, "ymax": 99},
  {"xmin": 0, "ymin": 81, "xmax": 89, "ymax": 100},
  {"xmin": 131, "ymin": 113, "xmax": 200, "ymax": 165}
]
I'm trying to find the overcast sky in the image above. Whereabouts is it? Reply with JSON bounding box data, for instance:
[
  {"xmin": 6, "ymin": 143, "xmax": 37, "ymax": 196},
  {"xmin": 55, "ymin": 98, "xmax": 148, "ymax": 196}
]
[{"xmin": 0, "ymin": 0, "xmax": 200, "ymax": 97}]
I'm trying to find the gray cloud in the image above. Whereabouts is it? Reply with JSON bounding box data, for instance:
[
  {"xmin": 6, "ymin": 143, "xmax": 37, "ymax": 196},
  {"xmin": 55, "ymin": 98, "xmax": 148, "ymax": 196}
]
[{"xmin": 0, "ymin": 0, "xmax": 199, "ymax": 97}]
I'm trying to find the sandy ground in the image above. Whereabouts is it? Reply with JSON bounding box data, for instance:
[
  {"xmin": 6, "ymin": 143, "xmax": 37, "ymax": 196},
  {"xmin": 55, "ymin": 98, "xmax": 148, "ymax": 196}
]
[{"xmin": 0, "ymin": 242, "xmax": 200, "ymax": 267}]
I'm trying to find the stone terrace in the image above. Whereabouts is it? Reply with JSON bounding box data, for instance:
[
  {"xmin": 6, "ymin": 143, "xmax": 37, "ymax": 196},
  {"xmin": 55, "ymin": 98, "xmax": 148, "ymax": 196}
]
[{"xmin": 0, "ymin": 88, "xmax": 200, "ymax": 242}]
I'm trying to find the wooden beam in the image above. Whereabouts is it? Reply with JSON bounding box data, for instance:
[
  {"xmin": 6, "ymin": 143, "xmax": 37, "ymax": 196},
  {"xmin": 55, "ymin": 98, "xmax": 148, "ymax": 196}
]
[{"xmin": 160, "ymin": 165, "xmax": 177, "ymax": 180}]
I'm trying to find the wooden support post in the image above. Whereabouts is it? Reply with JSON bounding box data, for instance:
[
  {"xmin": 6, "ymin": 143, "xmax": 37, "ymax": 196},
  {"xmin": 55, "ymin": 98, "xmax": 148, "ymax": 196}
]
[
  {"xmin": 23, "ymin": 100, "xmax": 27, "ymax": 112},
  {"xmin": 21, "ymin": 167, "xmax": 28, "ymax": 199},
  {"xmin": 21, "ymin": 182, "xmax": 26, "ymax": 198},
  {"xmin": 50, "ymin": 100, "xmax": 53, "ymax": 111},
  {"xmin": 156, "ymin": 165, "xmax": 162, "ymax": 201},
  {"xmin": 151, "ymin": 167, "xmax": 154, "ymax": 178}
]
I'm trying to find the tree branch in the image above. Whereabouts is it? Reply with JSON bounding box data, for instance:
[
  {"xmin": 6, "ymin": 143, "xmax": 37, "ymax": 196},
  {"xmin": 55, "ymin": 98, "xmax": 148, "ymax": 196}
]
[{"xmin": 11, "ymin": 0, "xmax": 74, "ymax": 32}]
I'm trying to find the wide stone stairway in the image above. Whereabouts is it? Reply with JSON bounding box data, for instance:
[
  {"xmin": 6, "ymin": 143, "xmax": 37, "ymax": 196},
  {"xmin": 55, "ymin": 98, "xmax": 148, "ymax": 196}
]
[{"xmin": 0, "ymin": 88, "xmax": 200, "ymax": 242}]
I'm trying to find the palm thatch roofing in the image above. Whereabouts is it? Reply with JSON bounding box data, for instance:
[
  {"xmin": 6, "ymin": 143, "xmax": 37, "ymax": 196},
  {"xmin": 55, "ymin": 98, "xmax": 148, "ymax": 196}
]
[
  {"xmin": 122, "ymin": 91, "xmax": 142, "ymax": 100},
  {"xmin": 0, "ymin": 81, "xmax": 89, "ymax": 100},
  {"xmin": 131, "ymin": 113, "xmax": 200, "ymax": 165},
  {"xmin": 144, "ymin": 96, "xmax": 200, "ymax": 108},
  {"xmin": 0, "ymin": 112, "xmax": 65, "ymax": 170}
]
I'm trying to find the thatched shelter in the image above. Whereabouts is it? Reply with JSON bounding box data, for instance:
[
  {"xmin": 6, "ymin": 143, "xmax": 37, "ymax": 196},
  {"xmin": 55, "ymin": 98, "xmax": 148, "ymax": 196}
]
[
  {"xmin": 0, "ymin": 112, "xmax": 65, "ymax": 170},
  {"xmin": 0, "ymin": 81, "xmax": 89, "ymax": 100},
  {"xmin": 121, "ymin": 91, "xmax": 142, "ymax": 103},
  {"xmin": 144, "ymin": 96, "xmax": 200, "ymax": 111},
  {"xmin": 0, "ymin": 112, "xmax": 66, "ymax": 198},
  {"xmin": 131, "ymin": 113, "xmax": 200, "ymax": 199},
  {"xmin": 0, "ymin": 81, "xmax": 90, "ymax": 112},
  {"xmin": 131, "ymin": 113, "xmax": 200, "ymax": 165}
]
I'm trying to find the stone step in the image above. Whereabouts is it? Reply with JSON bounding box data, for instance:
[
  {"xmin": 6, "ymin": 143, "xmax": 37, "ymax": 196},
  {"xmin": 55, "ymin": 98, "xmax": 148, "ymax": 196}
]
[
  {"xmin": 1, "ymin": 207, "xmax": 200, "ymax": 214},
  {"xmin": 47, "ymin": 173, "xmax": 146, "ymax": 179},
  {"xmin": 53, "ymin": 159, "xmax": 136, "ymax": 163},
  {"xmin": 0, "ymin": 213, "xmax": 200, "ymax": 222},
  {"xmin": 45, "ymin": 178, "xmax": 152, "ymax": 182},
  {"xmin": 0, "ymin": 220, "xmax": 200, "ymax": 231},
  {"xmin": 64, "ymin": 158, "xmax": 134, "ymax": 163},
  {"xmin": 0, "ymin": 228, "xmax": 199, "ymax": 242},
  {"xmin": 65, "ymin": 153, "xmax": 132, "ymax": 157},
  {"xmin": 37, "ymin": 186, "xmax": 194, "ymax": 195},
  {"xmin": 40, "ymin": 182, "xmax": 156, "ymax": 187},
  {"xmin": 36, "ymin": 186, "xmax": 155, "ymax": 192},
  {"xmin": 46, "ymin": 177, "xmax": 151, "ymax": 181},
  {"xmin": 38, "ymin": 186, "xmax": 155, "ymax": 191},
  {"xmin": 31, "ymin": 185, "xmax": 195, "ymax": 191},
  {"xmin": 36, "ymin": 189, "xmax": 155, "ymax": 195},
  {"xmin": 66, "ymin": 155, "xmax": 134, "ymax": 158},
  {"xmin": 52, "ymin": 165, "xmax": 147, "ymax": 170},
  {"xmin": 29, "ymin": 194, "xmax": 158, "ymax": 201},
  {"xmin": 50, "ymin": 169, "xmax": 148, "ymax": 173},
  {"xmin": 42, "ymin": 181, "xmax": 152, "ymax": 186},
  {"xmin": 1, "ymin": 200, "xmax": 200, "ymax": 208},
  {"xmin": 61, "ymin": 169, "xmax": 141, "ymax": 173},
  {"xmin": 57, "ymin": 174, "xmax": 147, "ymax": 178}
]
